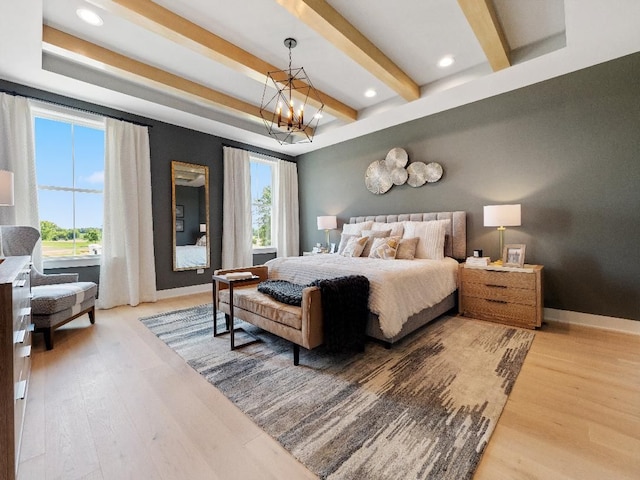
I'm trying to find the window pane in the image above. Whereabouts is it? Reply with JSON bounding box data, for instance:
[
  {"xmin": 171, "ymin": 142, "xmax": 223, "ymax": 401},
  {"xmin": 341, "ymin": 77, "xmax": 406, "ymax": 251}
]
[
  {"xmin": 38, "ymin": 190, "xmax": 74, "ymax": 257},
  {"xmin": 35, "ymin": 117, "xmax": 73, "ymax": 188},
  {"xmin": 74, "ymin": 125, "xmax": 105, "ymax": 190},
  {"xmin": 251, "ymin": 161, "xmax": 273, "ymax": 247}
]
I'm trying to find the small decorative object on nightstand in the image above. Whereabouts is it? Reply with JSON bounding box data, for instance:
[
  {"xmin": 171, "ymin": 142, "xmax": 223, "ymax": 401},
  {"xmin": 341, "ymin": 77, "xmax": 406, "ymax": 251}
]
[{"xmin": 459, "ymin": 263, "xmax": 543, "ymax": 329}]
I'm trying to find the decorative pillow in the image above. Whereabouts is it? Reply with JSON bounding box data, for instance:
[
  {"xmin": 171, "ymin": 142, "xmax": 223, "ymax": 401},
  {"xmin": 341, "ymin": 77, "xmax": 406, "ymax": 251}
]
[
  {"xmin": 342, "ymin": 220, "xmax": 374, "ymax": 236},
  {"xmin": 371, "ymin": 221, "xmax": 404, "ymax": 238},
  {"xmin": 360, "ymin": 229, "xmax": 392, "ymax": 257},
  {"xmin": 395, "ymin": 237, "xmax": 419, "ymax": 260},
  {"xmin": 341, "ymin": 236, "xmax": 368, "ymax": 257},
  {"xmin": 196, "ymin": 235, "xmax": 207, "ymax": 246},
  {"xmin": 403, "ymin": 219, "xmax": 450, "ymax": 260},
  {"xmin": 337, "ymin": 233, "xmax": 358, "ymax": 255},
  {"xmin": 369, "ymin": 236, "xmax": 401, "ymax": 260}
]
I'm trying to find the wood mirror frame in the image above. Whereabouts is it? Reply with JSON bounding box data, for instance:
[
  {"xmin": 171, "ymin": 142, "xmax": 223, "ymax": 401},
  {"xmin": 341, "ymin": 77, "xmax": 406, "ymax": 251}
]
[{"xmin": 171, "ymin": 161, "xmax": 210, "ymax": 271}]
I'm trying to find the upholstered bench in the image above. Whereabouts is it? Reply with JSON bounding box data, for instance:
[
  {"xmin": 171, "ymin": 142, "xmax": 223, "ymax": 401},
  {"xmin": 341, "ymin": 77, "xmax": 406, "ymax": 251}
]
[
  {"xmin": 215, "ymin": 266, "xmax": 323, "ymax": 365},
  {"xmin": 31, "ymin": 280, "xmax": 97, "ymax": 350}
]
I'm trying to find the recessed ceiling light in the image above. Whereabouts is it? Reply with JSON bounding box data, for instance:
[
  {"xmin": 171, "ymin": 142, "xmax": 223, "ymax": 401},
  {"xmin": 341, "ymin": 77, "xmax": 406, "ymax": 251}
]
[
  {"xmin": 364, "ymin": 89, "xmax": 377, "ymax": 98},
  {"xmin": 76, "ymin": 8, "xmax": 104, "ymax": 26},
  {"xmin": 438, "ymin": 55, "xmax": 455, "ymax": 68}
]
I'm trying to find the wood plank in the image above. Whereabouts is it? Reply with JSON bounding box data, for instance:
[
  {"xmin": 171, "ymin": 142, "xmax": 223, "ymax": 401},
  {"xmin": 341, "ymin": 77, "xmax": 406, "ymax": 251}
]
[
  {"xmin": 457, "ymin": 0, "xmax": 511, "ymax": 71},
  {"xmin": 17, "ymin": 294, "xmax": 640, "ymax": 480},
  {"xmin": 275, "ymin": 0, "xmax": 420, "ymax": 101},
  {"xmin": 87, "ymin": 0, "xmax": 357, "ymax": 122}
]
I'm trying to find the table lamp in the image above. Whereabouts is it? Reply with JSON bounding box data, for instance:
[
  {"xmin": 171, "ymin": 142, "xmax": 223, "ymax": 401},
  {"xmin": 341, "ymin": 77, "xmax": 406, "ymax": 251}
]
[
  {"xmin": 483, "ymin": 204, "xmax": 521, "ymax": 262},
  {"xmin": 317, "ymin": 215, "xmax": 337, "ymax": 249}
]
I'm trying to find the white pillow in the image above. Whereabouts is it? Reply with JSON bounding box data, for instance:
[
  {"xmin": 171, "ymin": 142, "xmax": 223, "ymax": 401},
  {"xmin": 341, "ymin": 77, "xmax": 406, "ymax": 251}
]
[
  {"xmin": 342, "ymin": 220, "xmax": 373, "ymax": 236},
  {"xmin": 337, "ymin": 233, "xmax": 358, "ymax": 255},
  {"xmin": 341, "ymin": 236, "xmax": 368, "ymax": 257},
  {"xmin": 403, "ymin": 219, "xmax": 450, "ymax": 260},
  {"xmin": 371, "ymin": 221, "xmax": 404, "ymax": 238}
]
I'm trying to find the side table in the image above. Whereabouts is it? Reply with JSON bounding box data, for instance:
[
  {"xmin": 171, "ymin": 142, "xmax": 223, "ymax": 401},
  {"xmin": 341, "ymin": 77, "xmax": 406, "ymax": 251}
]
[{"xmin": 212, "ymin": 273, "xmax": 261, "ymax": 349}]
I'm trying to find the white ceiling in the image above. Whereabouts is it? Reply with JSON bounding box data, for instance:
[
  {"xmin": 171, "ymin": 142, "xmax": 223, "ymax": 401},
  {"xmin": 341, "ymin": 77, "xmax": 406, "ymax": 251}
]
[{"xmin": 1, "ymin": 1, "xmax": 639, "ymax": 156}]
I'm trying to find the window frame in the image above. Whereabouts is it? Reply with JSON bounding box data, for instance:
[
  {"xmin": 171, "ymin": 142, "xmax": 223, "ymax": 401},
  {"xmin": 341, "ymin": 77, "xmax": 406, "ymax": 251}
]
[
  {"xmin": 249, "ymin": 154, "xmax": 276, "ymax": 254},
  {"xmin": 31, "ymin": 102, "xmax": 105, "ymax": 268}
]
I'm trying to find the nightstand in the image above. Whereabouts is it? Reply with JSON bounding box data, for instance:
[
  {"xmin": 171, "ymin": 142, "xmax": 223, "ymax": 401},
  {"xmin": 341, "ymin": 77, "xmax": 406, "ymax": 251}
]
[{"xmin": 458, "ymin": 263, "xmax": 544, "ymax": 329}]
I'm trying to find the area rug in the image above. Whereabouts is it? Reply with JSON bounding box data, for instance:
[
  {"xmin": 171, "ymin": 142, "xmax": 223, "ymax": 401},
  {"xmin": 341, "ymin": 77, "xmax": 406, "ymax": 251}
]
[{"xmin": 140, "ymin": 304, "xmax": 535, "ymax": 479}]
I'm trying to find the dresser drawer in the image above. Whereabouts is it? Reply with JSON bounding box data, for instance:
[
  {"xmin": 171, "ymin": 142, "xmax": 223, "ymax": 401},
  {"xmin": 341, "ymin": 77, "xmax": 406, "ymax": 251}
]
[
  {"xmin": 462, "ymin": 283, "xmax": 537, "ymax": 306},
  {"xmin": 461, "ymin": 267, "xmax": 536, "ymax": 290},
  {"xmin": 461, "ymin": 296, "xmax": 538, "ymax": 327}
]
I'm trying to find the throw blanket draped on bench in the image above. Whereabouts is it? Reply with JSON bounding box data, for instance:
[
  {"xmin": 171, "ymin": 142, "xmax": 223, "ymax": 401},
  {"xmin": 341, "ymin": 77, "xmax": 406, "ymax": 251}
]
[{"xmin": 258, "ymin": 276, "xmax": 370, "ymax": 353}]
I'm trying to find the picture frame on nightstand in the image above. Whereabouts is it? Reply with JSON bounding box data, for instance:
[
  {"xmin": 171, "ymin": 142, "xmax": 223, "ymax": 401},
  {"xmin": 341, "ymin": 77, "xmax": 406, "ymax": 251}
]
[{"xmin": 502, "ymin": 244, "xmax": 526, "ymax": 267}]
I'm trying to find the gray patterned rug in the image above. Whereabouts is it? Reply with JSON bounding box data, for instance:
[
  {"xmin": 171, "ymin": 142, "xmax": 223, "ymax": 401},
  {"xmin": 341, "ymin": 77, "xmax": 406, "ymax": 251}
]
[{"xmin": 140, "ymin": 304, "xmax": 534, "ymax": 479}]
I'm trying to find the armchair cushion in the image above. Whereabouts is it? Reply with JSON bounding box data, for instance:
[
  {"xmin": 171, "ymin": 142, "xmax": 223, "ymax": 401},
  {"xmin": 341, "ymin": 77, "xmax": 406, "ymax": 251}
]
[{"xmin": 31, "ymin": 282, "xmax": 98, "ymax": 315}]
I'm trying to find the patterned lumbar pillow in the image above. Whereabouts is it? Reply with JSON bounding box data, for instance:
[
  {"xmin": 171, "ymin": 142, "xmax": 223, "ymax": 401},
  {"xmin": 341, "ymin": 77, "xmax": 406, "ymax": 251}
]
[
  {"xmin": 369, "ymin": 236, "xmax": 400, "ymax": 260},
  {"xmin": 341, "ymin": 236, "xmax": 368, "ymax": 257}
]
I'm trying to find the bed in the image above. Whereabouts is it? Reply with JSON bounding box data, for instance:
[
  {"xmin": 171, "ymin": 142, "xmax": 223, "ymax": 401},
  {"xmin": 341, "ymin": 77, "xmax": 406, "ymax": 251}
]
[
  {"xmin": 265, "ymin": 211, "xmax": 466, "ymax": 346},
  {"xmin": 175, "ymin": 245, "xmax": 207, "ymax": 269}
]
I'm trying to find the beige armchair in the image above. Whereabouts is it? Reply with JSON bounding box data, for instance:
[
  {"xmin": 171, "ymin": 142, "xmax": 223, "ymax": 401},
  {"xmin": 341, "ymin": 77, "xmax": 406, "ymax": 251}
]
[{"xmin": 0, "ymin": 226, "xmax": 97, "ymax": 350}]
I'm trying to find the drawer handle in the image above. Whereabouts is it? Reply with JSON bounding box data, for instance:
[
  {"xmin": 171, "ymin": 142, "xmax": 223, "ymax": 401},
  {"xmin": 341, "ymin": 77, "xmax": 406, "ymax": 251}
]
[
  {"xmin": 19, "ymin": 345, "xmax": 31, "ymax": 359},
  {"xmin": 14, "ymin": 329, "xmax": 26, "ymax": 344},
  {"xmin": 15, "ymin": 380, "xmax": 27, "ymax": 400},
  {"xmin": 486, "ymin": 284, "xmax": 507, "ymax": 288},
  {"xmin": 487, "ymin": 299, "xmax": 508, "ymax": 304},
  {"xmin": 14, "ymin": 279, "xmax": 26, "ymax": 288}
]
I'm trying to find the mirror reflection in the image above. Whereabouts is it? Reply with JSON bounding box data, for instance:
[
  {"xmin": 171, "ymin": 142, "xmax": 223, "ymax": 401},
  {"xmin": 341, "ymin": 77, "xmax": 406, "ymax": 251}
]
[{"xmin": 172, "ymin": 161, "xmax": 210, "ymax": 271}]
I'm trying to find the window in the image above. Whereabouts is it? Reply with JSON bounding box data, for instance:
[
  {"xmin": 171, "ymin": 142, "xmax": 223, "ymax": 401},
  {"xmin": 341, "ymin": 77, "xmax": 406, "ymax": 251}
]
[
  {"xmin": 250, "ymin": 156, "xmax": 274, "ymax": 250},
  {"xmin": 32, "ymin": 105, "xmax": 105, "ymax": 260}
]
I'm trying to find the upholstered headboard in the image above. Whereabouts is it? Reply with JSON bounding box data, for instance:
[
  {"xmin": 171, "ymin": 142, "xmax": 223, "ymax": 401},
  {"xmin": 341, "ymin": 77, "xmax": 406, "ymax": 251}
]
[{"xmin": 348, "ymin": 211, "xmax": 467, "ymax": 260}]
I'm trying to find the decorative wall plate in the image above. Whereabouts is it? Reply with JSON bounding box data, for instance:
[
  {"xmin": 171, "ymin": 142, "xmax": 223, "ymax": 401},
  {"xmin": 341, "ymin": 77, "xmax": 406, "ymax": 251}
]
[
  {"xmin": 425, "ymin": 162, "xmax": 443, "ymax": 183},
  {"xmin": 384, "ymin": 147, "xmax": 409, "ymax": 169},
  {"xmin": 391, "ymin": 167, "xmax": 408, "ymax": 185},
  {"xmin": 365, "ymin": 160, "xmax": 393, "ymax": 194},
  {"xmin": 407, "ymin": 162, "xmax": 428, "ymax": 187}
]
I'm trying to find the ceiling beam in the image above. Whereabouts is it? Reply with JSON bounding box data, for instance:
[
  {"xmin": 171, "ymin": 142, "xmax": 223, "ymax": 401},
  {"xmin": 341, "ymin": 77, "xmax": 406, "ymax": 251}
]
[
  {"xmin": 42, "ymin": 26, "xmax": 313, "ymax": 137},
  {"xmin": 457, "ymin": 0, "xmax": 510, "ymax": 71},
  {"xmin": 275, "ymin": 0, "xmax": 420, "ymax": 102},
  {"xmin": 86, "ymin": 0, "xmax": 357, "ymax": 123}
]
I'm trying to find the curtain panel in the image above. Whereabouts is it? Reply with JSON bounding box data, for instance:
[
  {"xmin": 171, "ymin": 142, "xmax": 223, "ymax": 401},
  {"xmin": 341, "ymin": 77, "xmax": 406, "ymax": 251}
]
[
  {"xmin": 222, "ymin": 146, "xmax": 252, "ymax": 268},
  {"xmin": 274, "ymin": 159, "xmax": 299, "ymax": 257},
  {"xmin": 0, "ymin": 93, "xmax": 41, "ymax": 268},
  {"xmin": 98, "ymin": 118, "xmax": 157, "ymax": 309}
]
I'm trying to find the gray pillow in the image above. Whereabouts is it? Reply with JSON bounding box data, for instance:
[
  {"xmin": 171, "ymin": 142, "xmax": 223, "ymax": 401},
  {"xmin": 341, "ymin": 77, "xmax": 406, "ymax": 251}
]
[{"xmin": 360, "ymin": 229, "xmax": 391, "ymax": 257}]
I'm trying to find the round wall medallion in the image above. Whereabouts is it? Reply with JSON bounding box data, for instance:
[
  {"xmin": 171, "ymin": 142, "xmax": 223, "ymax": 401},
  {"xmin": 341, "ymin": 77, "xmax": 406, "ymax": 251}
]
[
  {"xmin": 391, "ymin": 167, "xmax": 408, "ymax": 185},
  {"xmin": 425, "ymin": 162, "xmax": 443, "ymax": 183},
  {"xmin": 365, "ymin": 160, "xmax": 393, "ymax": 194},
  {"xmin": 406, "ymin": 162, "xmax": 428, "ymax": 187},
  {"xmin": 384, "ymin": 147, "xmax": 409, "ymax": 169}
]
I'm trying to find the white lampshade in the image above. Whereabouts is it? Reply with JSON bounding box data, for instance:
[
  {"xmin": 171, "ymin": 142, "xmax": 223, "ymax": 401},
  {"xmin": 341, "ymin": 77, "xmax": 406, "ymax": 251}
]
[
  {"xmin": 317, "ymin": 215, "xmax": 337, "ymax": 230},
  {"xmin": 199, "ymin": 223, "xmax": 207, "ymax": 233},
  {"xmin": 0, "ymin": 170, "xmax": 14, "ymax": 206},
  {"xmin": 484, "ymin": 204, "xmax": 521, "ymax": 227}
]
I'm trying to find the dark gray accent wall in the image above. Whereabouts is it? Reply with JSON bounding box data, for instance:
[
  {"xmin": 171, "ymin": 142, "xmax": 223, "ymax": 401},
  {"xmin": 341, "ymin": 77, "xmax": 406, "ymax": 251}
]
[
  {"xmin": 297, "ymin": 52, "xmax": 640, "ymax": 321},
  {"xmin": 0, "ymin": 79, "xmax": 294, "ymax": 292}
]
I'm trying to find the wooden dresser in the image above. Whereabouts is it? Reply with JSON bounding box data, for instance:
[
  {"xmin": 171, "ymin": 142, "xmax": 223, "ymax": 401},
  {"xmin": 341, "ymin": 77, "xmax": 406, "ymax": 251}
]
[
  {"xmin": 0, "ymin": 256, "xmax": 32, "ymax": 480},
  {"xmin": 458, "ymin": 263, "xmax": 544, "ymax": 329}
]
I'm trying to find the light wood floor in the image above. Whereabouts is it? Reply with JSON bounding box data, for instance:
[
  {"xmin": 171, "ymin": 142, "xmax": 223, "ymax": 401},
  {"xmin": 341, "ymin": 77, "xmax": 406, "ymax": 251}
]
[{"xmin": 17, "ymin": 293, "xmax": 640, "ymax": 480}]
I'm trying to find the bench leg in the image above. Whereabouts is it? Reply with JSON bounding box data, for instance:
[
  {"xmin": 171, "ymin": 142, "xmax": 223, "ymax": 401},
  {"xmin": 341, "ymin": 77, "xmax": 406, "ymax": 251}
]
[
  {"xmin": 43, "ymin": 327, "xmax": 54, "ymax": 351},
  {"xmin": 293, "ymin": 344, "xmax": 300, "ymax": 366}
]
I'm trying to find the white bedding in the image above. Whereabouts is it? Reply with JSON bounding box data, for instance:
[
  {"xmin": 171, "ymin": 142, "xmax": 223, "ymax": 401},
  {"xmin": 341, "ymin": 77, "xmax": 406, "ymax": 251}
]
[
  {"xmin": 265, "ymin": 254, "xmax": 458, "ymax": 338},
  {"xmin": 175, "ymin": 245, "xmax": 207, "ymax": 268}
]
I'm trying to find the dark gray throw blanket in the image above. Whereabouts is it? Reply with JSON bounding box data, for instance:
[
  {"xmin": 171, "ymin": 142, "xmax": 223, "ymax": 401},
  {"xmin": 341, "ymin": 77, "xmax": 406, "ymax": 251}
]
[
  {"xmin": 311, "ymin": 275, "xmax": 370, "ymax": 353},
  {"xmin": 257, "ymin": 276, "xmax": 370, "ymax": 353},
  {"xmin": 257, "ymin": 279, "xmax": 307, "ymax": 306}
]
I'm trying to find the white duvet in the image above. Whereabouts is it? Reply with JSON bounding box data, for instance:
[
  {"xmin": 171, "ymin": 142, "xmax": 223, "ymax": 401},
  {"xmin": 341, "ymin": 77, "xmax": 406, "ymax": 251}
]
[{"xmin": 265, "ymin": 254, "xmax": 458, "ymax": 338}]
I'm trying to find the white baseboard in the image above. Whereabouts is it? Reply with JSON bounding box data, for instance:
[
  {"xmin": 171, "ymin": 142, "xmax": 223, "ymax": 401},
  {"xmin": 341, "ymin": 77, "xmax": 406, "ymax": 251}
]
[
  {"xmin": 544, "ymin": 308, "xmax": 640, "ymax": 335},
  {"xmin": 156, "ymin": 283, "xmax": 212, "ymax": 300}
]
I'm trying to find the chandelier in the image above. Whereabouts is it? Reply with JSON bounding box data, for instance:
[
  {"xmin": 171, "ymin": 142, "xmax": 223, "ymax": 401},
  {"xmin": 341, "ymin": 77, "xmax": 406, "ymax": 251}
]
[{"xmin": 260, "ymin": 38, "xmax": 324, "ymax": 145}]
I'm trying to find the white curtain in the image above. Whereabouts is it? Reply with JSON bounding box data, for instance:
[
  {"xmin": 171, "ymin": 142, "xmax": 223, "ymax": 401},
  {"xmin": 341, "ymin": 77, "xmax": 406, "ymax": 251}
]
[
  {"xmin": 274, "ymin": 159, "xmax": 299, "ymax": 257},
  {"xmin": 0, "ymin": 93, "xmax": 41, "ymax": 268},
  {"xmin": 98, "ymin": 118, "xmax": 157, "ymax": 309},
  {"xmin": 222, "ymin": 146, "xmax": 252, "ymax": 268}
]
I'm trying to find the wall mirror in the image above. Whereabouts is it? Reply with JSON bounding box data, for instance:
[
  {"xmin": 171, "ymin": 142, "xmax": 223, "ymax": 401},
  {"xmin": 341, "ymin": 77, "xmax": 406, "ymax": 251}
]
[{"xmin": 172, "ymin": 160, "xmax": 210, "ymax": 271}]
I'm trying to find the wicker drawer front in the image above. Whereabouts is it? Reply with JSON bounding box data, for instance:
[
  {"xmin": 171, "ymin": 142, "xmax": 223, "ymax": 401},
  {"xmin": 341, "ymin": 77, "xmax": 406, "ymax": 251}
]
[
  {"xmin": 461, "ymin": 296, "xmax": 537, "ymax": 327},
  {"xmin": 462, "ymin": 268, "xmax": 535, "ymax": 290},
  {"xmin": 463, "ymin": 283, "xmax": 536, "ymax": 306}
]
